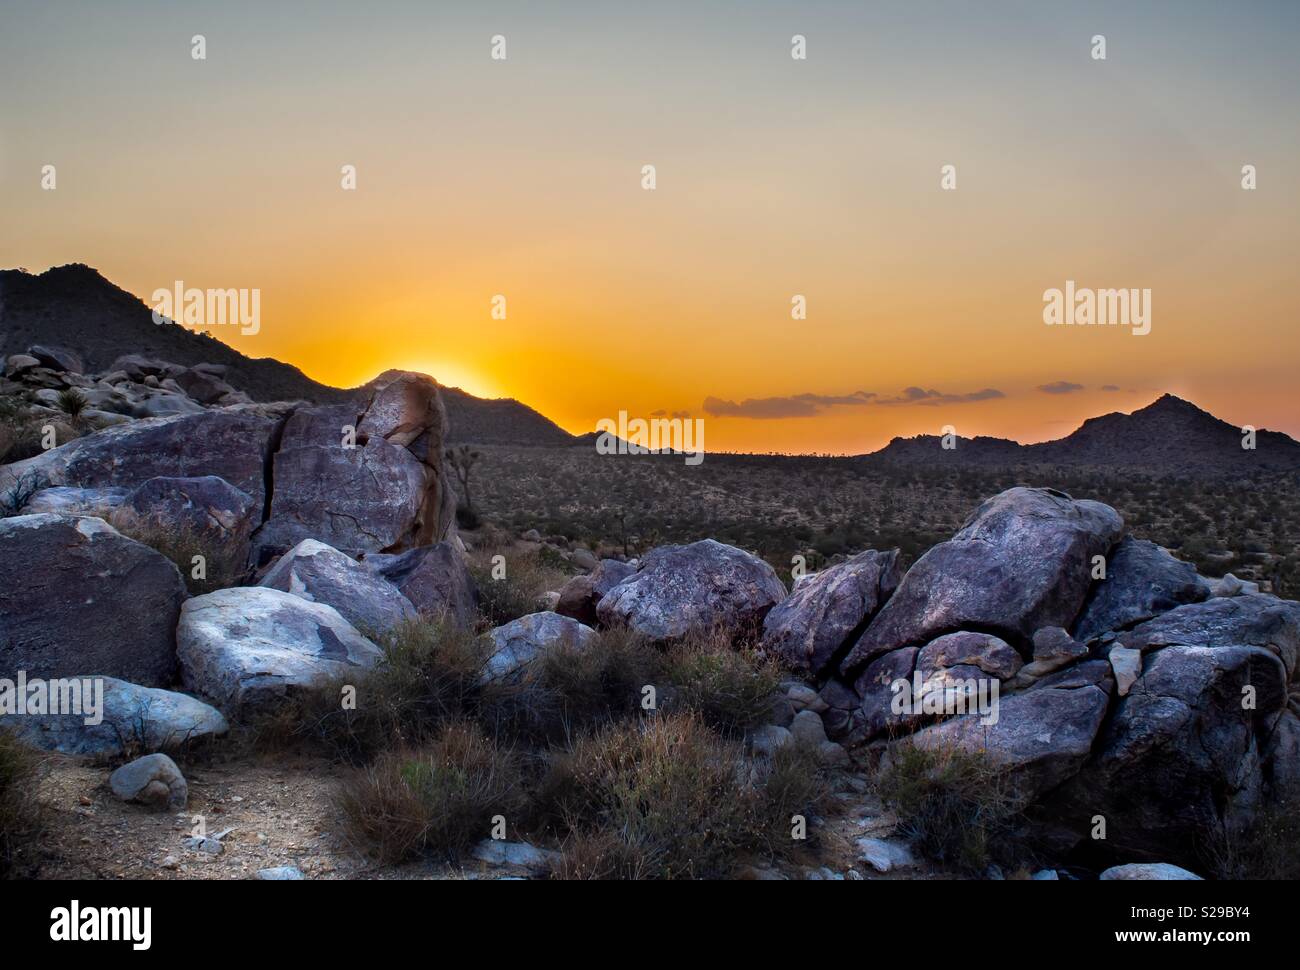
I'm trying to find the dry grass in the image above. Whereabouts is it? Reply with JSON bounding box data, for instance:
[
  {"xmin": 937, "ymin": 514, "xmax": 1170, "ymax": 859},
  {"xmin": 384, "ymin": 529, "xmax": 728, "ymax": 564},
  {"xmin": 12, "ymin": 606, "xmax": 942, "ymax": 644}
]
[{"xmin": 0, "ymin": 732, "xmax": 45, "ymax": 878}]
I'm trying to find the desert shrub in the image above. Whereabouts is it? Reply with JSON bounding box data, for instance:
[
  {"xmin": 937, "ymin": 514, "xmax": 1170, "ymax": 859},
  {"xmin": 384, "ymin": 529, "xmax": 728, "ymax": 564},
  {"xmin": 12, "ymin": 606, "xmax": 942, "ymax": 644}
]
[
  {"xmin": 479, "ymin": 627, "xmax": 663, "ymax": 744},
  {"xmin": 56, "ymin": 388, "xmax": 88, "ymax": 421},
  {"xmin": 336, "ymin": 721, "xmax": 525, "ymax": 865},
  {"xmin": 1, "ymin": 415, "xmax": 82, "ymax": 463},
  {"xmin": 542, "ymin": 713, "xmax": 824, "ymax": 879},
  {"xmin": 876, "ymin": 741, "xmax": 1029, "ymax": 875},
  {"xmin": 0, "ymin": 732, "xmax": 44, "ymax": 877},
  {"xmin": 1204, "ymin": 797, "xmax": 1300, "ymax": 880},
  {"xmin": 0, "ymin": 470, "xmax": 48, "ymax": 517},
  {"xmin": 469, "ymin": 549, "xmax": 566, "ymax": 628},
  {"xmin": 107, "ymin": 517, "xmax": 247, "ymax": 594},
  {"xmin": 292, "ymin": 619, "xmax": 490, "ymax": 763},
  {"xmin": 662, "ymin": 636, "xmax": 780, "ymax": 738}
]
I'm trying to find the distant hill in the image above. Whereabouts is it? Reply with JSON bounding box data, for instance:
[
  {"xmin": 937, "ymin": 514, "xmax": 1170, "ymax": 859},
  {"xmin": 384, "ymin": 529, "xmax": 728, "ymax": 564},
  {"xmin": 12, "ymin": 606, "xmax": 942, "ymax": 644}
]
[
  {"xmin": 867, "ymin": 394, "xmax": 1300, "ymax": 476},
  {"xmin": 442, "ymin": 386, "xmax": 576, "ymax": 447},
  {"xmin": 0, "ymin": 264, "xmax": 351, "ymax": 405}
]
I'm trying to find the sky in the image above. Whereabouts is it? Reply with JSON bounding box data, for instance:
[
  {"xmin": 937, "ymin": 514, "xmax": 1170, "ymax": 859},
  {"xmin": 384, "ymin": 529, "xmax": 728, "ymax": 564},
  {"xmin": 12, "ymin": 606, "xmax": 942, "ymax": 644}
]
[{"xmin": 2, "ymin": 0, "xmax": 1297, "ymax": 453}]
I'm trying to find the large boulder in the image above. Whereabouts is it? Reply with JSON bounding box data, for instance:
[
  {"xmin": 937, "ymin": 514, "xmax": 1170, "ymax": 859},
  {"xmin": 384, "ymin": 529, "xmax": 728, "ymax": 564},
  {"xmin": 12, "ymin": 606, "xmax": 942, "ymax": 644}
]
[
  {"xmin": 0, "ymin": 515, "xmax": 186, "ymax": 687},
  {"xmin": 27, "ymin": 344, "xmax": 84, "ymax": 374},
  {"xmin": 119, "ymin": 475, "xmax": 258, "ymax": 548},
  {"xmin": 1, "ymin": 410, "xmax": 276, "ymax": 518},
  {"xmin": 24, "ymin": 485, "xmax": 129, "ymax": 517},
  {"xmin": 762, "ymin": 549, "xmax": 901, "ymax": 676},
  {"xmin": 1073, "ymin": 537, "xmax": 1209, "ymax": 643},
  {"xmin": 1046, "ymin": 643, "xmax": 1289, "ymax": 863},
  {"xmin": 481, "ymin": 611, "xmax": 598, "ymax": 683},
  {"xmin": 898, "ymin": 675, "xmax": 1113, "ymax": 799},
  {"xmin": 177, "ymin": 587, "xmax": 383, "ymax": 714},
  {"xmin": 595, "ymin": 539, "xmax": 787, "ymax": 643},
  {"xmin": 0, "ymin": 677, "xmax": 227, "ymax": 758},
  {"xmin": 1115, "ymin": 593, "xmax": 1300, "ymax": 677},
  {"xmin": 259, "ymin": 539, "xmax": 418, "ymax": 635},
  {"xmin": 247, "ymin": 375, "xmax": 457, "ymax": 568},
  {"xmin": 842, "ymin": 488, "xmax": 1123, "ymax": 674},
  {"xmin": 555, "ymin": 559, "xmax": 636, "ymax": 626},
  {"xmin": 363, "ymin": 542, "xmax": 477, "ymax": 630}
]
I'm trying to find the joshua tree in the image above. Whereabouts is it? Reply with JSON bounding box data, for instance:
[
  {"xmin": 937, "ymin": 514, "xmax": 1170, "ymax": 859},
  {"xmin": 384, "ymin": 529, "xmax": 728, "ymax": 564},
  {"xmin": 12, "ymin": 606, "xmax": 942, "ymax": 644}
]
[{"xmin": 445, "ymin": 445, "xmax": 482, "ymax": 514}]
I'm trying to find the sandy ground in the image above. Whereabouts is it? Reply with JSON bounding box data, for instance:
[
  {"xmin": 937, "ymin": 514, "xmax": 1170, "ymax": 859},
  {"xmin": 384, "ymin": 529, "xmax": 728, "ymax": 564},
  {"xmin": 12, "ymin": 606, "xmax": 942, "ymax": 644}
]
[{"xmin": 14, "ymin": 751, "xmax": 938, "ymax": 881}]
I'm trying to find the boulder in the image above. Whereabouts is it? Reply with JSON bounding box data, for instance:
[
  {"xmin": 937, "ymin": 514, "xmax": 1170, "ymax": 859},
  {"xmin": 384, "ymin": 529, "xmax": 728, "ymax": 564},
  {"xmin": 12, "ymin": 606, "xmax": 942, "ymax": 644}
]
[
  {"xmin": 1099, "ymin": 863, "xmax": 1202, "ymax": 881},
  {"xmin": 1263, "ymin": 710, "xmax": 1300, "ymax": 803},
  {"xmin": 27, "ymin": 344, "xmax": 83, "ymax": 374},
  {"xmin": 173, "ymin": 368, "xmax": 235, "ymax": 405},
  {"xmin": 1047, "ymin": 644, "xmax": 1288, "ymax": 862},
  {"xmin": 850, "ymin": 647, "xmax": 921, "ymax": 743},
  {"xmin": 177, "ymin": 587, "xmax": 383, "ymax": 714},
  {"xmin": 109, "ymin": 753, "xmax": 188, "ymax": 810},
  {"xmin": 0, "ymin": 515, "xmax": 186, "ymax": 687},
  {"xmin": 842, "ymin": 488, "xmax": 1123, "ymax": 674},
  {"xmin": 898, "ymin": 679, "xmax": 1113, "ymax": 799},
  {"xmin": 1073, "ymin": 537, "xmax": 1209, "ymax": 642},
  {"xmin": 916, "ymin": 631, "xmax": 1022, "ymax": 681},
  {"xmin": 120, "ymin": 475, "xmax": 258, "ymax": 547},
  {"xmin": 555, "ymin": 559, "xmax": 636, "ymax": 626},
  {"xmin": 595, "ymin": 539, "xmax": 787, "ymax": 643},
  {"xmin": 481, "ymin": 611, "xmax": 598, "ymax": 683},
  {"xmin": 4, "ymin": 353, "xmax": 41, "ymax": 377},
  {"xmin": 108, "ymin": 354, "xmax": 171, "ymax": 381},
  {"xmin": 1116, "ymin": 594, "xmax": 1300, "ymax": 677},
  {"xmin": 24, "ymin": 485, "xmax": 129, "ymax": 517},
  {"xmin": 762, "ymin": 549, "xmax": 901, "ymax": 676},
  {"xmin": 2, "ymin": 410, "xmax": 276, "ymax": 518},
  {"xmin": 259, "ymin": 539, "xmax": 417, "ymax": 635},
  {"xmin": 0, "ymin": 677, "xmax": 227, "ymax": 758},
  {"xmin": 364, "ymin": 542, "xmax": 478, "ymax": 630}
]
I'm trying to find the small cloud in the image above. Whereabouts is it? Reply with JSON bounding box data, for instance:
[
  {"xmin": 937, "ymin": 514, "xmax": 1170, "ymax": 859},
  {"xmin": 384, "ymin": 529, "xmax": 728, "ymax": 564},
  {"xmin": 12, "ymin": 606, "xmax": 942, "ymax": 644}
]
[
  {"xmin": 1037, "ymin": 381, "xmax": 1085, "ymax": 395},
  {"xmin": 875, "ymin": 386, "xmax": 1005, "ymax": 407},
  {"xmin": 703, "ymin": 390, "xmax": 876, "ymax": 419},
  {"xmin": 1100, "ymin": 384, "xmax": 1121, "ymax": 392}
]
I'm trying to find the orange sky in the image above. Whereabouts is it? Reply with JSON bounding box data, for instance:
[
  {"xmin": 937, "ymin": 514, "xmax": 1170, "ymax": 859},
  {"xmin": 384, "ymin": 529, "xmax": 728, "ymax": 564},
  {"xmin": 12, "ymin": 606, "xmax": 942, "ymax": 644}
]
[{"xmin": 3, "ymin": 1, "xmax": 1297, "ymax": 453}]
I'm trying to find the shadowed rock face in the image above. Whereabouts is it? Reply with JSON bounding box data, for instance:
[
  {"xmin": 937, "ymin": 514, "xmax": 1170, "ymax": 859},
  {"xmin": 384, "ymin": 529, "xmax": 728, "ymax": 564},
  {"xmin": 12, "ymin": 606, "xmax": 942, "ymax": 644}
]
[
  {"xmin": 1045, "ymin": 644, "xmax": 1289, "ymax": 860},
  {"xmin": 761, "ymin": 549, "xmax": 901, "ymax": 677},
  {"xmin": 2, "ymin": 410, "xmax": 276, "ymax": 518},
  {"xmin": 596, "ymin": 538, "xmax": 788, "ymax": 643},
  {"xmin": 555, "ymin": 559, "xmax": 637, "ymax": 627},
  {"xmin": 177, "ymin": 586, "xmax": 383, "ymax": 714},
  {"xmin": 0, "ymin": 514, "xmax": 187, "ymax": 687},
  {"xmin": 364, "ymin": 541, "xmax": 478, "ymax": 631},
  {"xmin": 1072, "ymin": 536, "xmax": 1210, "ymax": 643},
  {"xmin": 259, "ymin": 538, "xmax": 418, "ymax": 636},
  {"xmin": 841, "ymin": 487, "xmax": 1124, "ymax": 673},
  {"xmin": 1116, "ymin": 593, "xmax": 1300, "ymax": 677},
  {"xmin": 121, "ymin": 475, "xmax": 258, "ymax": 544}
]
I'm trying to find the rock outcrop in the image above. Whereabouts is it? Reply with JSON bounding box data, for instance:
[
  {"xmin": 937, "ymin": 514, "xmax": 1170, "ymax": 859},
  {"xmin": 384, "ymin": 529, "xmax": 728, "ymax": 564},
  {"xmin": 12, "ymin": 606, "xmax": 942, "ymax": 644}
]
[
  {"xmin": 481, "ymin": 611, "xmax": 598, "ymax": 683},
  {"xmin": 1073, "ymin": 536, "xmax": 1209, "ymax": 643},
  {"xmin": 555, "ymin": 559, "xmax": 636, "ymax": 626},
  {"xmin": 363, "ymin": 541, "xmax": 478, "ymax": 630}
]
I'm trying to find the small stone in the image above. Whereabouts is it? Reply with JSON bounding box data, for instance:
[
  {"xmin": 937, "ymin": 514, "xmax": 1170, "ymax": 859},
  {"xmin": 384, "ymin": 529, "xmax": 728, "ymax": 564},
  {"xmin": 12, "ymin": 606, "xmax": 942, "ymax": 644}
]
[
  {"xmin": 1031, "ymin": 869, "xmax": 1060, "ymax": 880},
  {"xmin": 109, "ymin": 754, "xmax": 187, "ymax": 811},
  {"xmin": 1099, "ymin": 863, "xmax": 1203, "ymax": 881},
  {"xmin": 160, "ymin": 855, "xmax": 179, "ymax": 870},
  {"xmin": 856, "ymin": 837, "xmax": 916, "ymax": 873},
  {"xmin": 183, "ymin": 836, "xmax": 223, "ymax": 855},
  {"xmin": 257, "ymin": 866, "xmax": 305, "ymax": 880},
  {"xmin": 816, "ymin": 740, "xmax": 850, "ymax": 766},
  {"xmin": 749, "ymin": 724, "xmax": 793, "ymax": 757},
  {"xmin": 789, "ymin": 709, "xmax": 828, "ymax": 746},
  {"xmin": 1108, "ymin": 646, "xmax": 1142, "ymax": 697}
]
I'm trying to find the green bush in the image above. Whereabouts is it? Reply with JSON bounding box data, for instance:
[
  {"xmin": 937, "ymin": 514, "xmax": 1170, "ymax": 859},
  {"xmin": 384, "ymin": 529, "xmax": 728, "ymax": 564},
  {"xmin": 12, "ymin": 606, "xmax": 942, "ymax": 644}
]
[{"xmin": 662, "ymin": 637, "xmax": 780, "ymax": 738}]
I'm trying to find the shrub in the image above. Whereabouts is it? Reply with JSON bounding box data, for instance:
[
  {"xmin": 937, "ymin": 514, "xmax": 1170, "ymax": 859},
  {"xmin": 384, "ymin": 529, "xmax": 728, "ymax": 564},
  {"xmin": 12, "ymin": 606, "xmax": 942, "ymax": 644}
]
[
  {"xmin": 542, "ymin": 713, "xmax": 824, "ymax": 879},
  {"xmin": 0, "ymin": 470, "xmax": 48, "ymax": 517},
  {"xmin": 469, "ymin": 549, "xmax": 565, "ymax": 628},
  {"xmin": 1203, "ymin": 797, "xmax": 1300, "ymax": 880},
  {"xmin": 293, "ymin": 619, "xmax": 490, "ymax": 763},
  {"xmin": 107, "ymin": 517, "xmax": 247, "ymax": 594},
  {"xmin": 662, "ymin": 636, "xmax": 780, "ymax": 738},
  {"xmin": 0, "ymin": 732, "xmax": 44, "ymax": 877},
  {"xmin": 56, "ymin": 388, "xmax": 88, "ymax": 421},
  {"xmin": 336, "ymin": 721, "xmax": 525, "ymax": 865},
  {"xmin": 876, "ymin": 741, "xmax": 1029, "ymax": 875}
]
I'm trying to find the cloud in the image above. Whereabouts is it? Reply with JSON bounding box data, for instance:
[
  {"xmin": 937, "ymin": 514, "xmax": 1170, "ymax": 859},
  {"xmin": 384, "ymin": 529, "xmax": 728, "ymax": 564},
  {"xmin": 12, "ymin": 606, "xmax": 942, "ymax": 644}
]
[
  {"xmin": 703, "ymin": 387, "xmax": 1003, "ymax": 418},
  {"xmin": 1037, "ymin": 381, "xmax": 1085, "ymax": 395},
  {"xmin": 1100, "ymin": 384, "xmax": 1121, "ymax": 392}
]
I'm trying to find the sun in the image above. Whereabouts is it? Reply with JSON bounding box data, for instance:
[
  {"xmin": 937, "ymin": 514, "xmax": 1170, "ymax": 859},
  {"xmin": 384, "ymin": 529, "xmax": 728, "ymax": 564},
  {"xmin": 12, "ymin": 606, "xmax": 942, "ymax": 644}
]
[{"xmin": 401, "ymin": 359, "xmax": 503, "ymax": 400}]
